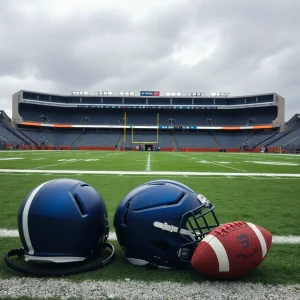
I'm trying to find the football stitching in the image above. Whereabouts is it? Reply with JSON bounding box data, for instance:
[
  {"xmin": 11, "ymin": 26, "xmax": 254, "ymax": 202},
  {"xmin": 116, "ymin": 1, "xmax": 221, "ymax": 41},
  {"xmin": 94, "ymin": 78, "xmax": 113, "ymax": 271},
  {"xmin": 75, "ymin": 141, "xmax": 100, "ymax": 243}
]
[{"xmin": 215, "ymin": 221, "xmax": 248, "ymax": 236}]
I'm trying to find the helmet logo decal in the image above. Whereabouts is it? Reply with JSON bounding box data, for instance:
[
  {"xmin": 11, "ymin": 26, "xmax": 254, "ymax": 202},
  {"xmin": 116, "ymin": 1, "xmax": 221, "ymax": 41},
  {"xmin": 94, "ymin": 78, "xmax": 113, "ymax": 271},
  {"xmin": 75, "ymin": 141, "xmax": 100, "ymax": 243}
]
[{"xmin": 22, "ymin": 181, "xmax": 51, "ymax": 255}]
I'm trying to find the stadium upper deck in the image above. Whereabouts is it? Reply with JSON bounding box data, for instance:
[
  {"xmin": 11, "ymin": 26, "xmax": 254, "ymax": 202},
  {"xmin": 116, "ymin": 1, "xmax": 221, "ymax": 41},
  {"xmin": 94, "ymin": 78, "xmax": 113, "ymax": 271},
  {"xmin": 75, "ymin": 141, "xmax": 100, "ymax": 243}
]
[{"xmin": 12, "ymin": 90, "xmax": 285, "ymax": 130}]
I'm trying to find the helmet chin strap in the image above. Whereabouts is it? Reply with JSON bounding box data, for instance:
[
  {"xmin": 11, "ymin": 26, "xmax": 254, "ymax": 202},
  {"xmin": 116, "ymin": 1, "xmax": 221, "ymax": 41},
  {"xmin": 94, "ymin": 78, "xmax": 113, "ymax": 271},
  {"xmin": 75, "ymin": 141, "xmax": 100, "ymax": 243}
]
[
  {"xmin": 4, "ymin": 242, "xmax": 115, "ymax": 277},
  {"xmin": 153, "ymin": 221, "xmax": 196, "ymax": 241}
]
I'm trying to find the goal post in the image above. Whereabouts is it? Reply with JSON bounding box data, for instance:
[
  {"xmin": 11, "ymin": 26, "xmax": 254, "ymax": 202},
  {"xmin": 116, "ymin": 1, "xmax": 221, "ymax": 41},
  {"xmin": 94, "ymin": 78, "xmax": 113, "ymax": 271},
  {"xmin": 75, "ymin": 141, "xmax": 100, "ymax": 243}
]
[{"xmin": 131, "ymin": 113, "xmax": 159, "ymax": 144}]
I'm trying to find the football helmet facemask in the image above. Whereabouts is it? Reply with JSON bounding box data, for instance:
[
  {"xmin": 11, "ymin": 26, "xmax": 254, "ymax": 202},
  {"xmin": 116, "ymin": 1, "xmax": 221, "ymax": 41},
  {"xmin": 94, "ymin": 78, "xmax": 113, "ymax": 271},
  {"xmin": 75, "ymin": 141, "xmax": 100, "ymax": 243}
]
[
  {"xmin": 114, "ymin": 179, "xmax": 220, "ymax": 269},
  {"xmin": 5, "ymin": 178, "xmax": 115, "ymax": 277}
]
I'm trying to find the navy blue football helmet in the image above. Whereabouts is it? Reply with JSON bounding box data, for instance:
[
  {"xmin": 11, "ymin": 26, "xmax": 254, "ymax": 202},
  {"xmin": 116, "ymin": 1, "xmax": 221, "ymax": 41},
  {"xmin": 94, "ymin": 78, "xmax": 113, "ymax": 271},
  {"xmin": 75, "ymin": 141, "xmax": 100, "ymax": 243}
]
[
  {"xmin": 5, "ymin": 178, "xmax": 114, "ymax": 276},
  {"xmin": 114, "ymin": 180, "xmax": 219, "ymax": 269}
]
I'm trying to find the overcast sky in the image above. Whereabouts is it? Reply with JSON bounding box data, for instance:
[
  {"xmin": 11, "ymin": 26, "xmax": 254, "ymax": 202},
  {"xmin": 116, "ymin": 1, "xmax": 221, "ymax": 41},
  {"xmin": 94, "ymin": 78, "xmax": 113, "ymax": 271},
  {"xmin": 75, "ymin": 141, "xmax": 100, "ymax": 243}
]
[{"xmin": 1, "ymin": 0, "xmax": 300, "ymax": 120}]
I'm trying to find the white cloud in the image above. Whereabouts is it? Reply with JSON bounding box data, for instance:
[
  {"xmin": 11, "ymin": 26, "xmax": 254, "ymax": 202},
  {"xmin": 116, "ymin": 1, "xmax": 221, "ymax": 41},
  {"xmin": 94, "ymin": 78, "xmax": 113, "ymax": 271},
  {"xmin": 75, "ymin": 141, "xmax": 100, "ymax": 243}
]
[{"xmin": 1, "ymin": 0, "xmax": 300, "ymax": 120}]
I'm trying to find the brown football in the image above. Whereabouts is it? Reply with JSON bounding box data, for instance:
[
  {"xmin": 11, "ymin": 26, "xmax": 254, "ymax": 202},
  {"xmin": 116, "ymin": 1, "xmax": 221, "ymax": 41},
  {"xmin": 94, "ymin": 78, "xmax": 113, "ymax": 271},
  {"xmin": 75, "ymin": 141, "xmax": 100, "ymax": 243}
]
[{"xmin": 191, "ymin": 221, "xmax": 272, "ymax": 279}]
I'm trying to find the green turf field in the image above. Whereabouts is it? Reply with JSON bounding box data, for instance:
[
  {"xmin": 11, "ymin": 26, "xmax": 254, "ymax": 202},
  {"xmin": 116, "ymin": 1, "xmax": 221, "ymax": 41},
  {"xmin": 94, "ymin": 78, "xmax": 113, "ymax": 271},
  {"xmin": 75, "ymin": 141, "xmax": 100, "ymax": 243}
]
[{"xmin": 0, "ymin": 150, "xmax": 299, "ymax": 299}]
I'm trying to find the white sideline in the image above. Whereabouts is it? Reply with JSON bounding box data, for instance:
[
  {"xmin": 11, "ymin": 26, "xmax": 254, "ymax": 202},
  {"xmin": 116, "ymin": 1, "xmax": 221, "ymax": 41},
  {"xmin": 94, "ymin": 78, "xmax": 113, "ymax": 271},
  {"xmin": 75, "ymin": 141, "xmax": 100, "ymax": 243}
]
[
  {"xmin": 1, "ymin": 168, "xmax": 300, "ymax": 177},
  {"xmin": 1, "ymin": 229, "xmax": 299, "ymax": 244},
  {"xmin": 0, "ymin": 278, "xmax": 299, "ymax": 300}
]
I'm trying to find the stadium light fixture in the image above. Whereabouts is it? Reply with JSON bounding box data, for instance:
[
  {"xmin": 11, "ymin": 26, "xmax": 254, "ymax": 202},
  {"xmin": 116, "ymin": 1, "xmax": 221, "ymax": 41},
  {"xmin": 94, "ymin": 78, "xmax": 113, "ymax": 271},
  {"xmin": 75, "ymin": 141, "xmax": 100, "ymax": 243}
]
[
  {"xmin": 187, "ymin": 92, "xmax": 206, "ymax": 97},
  {"xmin": 119, "ymin": 92, "xmax": 135, "ymax": 96},
  {"xmin": 166, "ymin": 92, "xmax": 181, "ymax": 97},
  {"xmin": 95, "ymin": 91, "xmax": 114, "ymax": 96},
  {"xmin": 70, "ymin": 91, "xmax": 89, "ymax": 96},
  {"xmin": 210, "ymin": 92, "xmax": 230, "ymax": 97}
]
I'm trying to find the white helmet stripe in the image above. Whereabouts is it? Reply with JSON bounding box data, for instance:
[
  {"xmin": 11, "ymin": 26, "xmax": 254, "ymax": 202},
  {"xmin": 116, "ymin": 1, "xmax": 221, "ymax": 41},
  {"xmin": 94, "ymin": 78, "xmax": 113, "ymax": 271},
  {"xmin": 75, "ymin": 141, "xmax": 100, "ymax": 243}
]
[
  {"xmin": 153, "ymin": 221, "xmax": 196, "ymax": 241},
  {"xmin": 22, "ymin": 181, "xmax": 51, "ymax": 255}
]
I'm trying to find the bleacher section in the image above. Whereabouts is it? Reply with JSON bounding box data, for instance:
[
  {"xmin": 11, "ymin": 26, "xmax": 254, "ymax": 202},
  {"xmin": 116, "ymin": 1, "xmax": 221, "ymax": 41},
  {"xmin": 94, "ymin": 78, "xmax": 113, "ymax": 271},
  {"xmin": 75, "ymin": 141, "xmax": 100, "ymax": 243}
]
[
  {"xmin": 18, "ymin": 129, "xmax": 49, "ymax": 145},
  {"xmin": 0, "ymin": 124, "xmax": 25, "ymax": 145},
  {"xmin": 175, "ymin": 133, "xmax": 218, "ymax": 148},
  {"xmin": 247, "ymin": 132, "xmax": 277, "ymax": 147},
  {"xmin": 213, "ymin": 133, "xmax": 250, "ymax": 148},
  {"xmin": 42, "ymin": 131, "xmax": 82, "ymax": 146},
  {"xmin": 261, "ymin": 131, "xmax": 290, "ymax": 147},
  {"xmin": 2, "ymin": 90, "xmax": 290, "ymax": 150},
  {"xmin": 269, "ymin": 128, "xmax": 300, "ymax": 147},
  {"xmin": 19, "ymin": 104, "xmax": 277, "ymax": 126},
  {"xmin": 19, "ymin": 104, "xmax": 124, "ymax": 125},
  {"xmin": 76, "ymin": 132, "xmax": 122, "ymax": 146},
  {"xmin": 17, "ymin": 130, "xmax": 122, "ymax": 147}
]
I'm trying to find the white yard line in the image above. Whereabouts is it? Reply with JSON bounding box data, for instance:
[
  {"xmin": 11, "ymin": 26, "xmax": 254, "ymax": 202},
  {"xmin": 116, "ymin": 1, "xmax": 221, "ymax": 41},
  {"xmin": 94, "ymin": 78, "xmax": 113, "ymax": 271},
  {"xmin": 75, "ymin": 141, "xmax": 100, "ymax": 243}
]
[
  {"xmin": 272, "ymin": 235, "xmax": 300, "ymax": 244},
  {"xmin": 31, "ymin": 152, "xmax": 126, "ymax": 170},
  {"xmin": 0, "ymin": 229, "xmax": 19, "ymax": 237},
  {"xmin": 1, "ymin": 169, "xmax": 300, "ymax": 177},
  {"xmin": 32, "ymin": 160, "xmax": 82, "ymax": 170},
  {"xmin": 1, "ymin": 229, "xmax": 299, "ymax": 244},
  {"xmin": 205, "ymin": 160, "xmax": 247, "ymax": 172},
  {"xmin": 0, "ymin": 278, "xmax": 298, "ymax": 300},
  {"xmin": 146, "ymin": 152, "xmax": 151, "ymax": 171},
  {"xmin": 173, "ymin": 153, "xmax": 248, "ymax": 172}
]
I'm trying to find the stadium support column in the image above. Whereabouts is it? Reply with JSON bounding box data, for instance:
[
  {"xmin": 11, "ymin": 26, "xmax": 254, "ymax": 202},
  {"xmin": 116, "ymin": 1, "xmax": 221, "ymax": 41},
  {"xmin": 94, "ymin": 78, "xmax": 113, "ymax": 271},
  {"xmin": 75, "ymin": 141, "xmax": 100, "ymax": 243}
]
[{"xmin": 124, "ymin": 112, "xmax": 126, "ymax": 143}]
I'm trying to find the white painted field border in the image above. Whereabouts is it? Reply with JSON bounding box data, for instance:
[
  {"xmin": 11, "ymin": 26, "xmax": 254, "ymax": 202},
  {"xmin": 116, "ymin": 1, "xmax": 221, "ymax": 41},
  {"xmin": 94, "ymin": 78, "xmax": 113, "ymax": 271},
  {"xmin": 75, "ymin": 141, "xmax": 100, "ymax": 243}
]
[
  {"xmin": 146, "ymin": 152, "xmax": 151, "ymax": 172},
  {"xmin": 1, "ymin": 169, "xmax": 300, "ymax": 177},
  {"xmin": 1, "ymin": 229, "xmax": 299, "ymax": 244},
  {"xmin": 0, "ymin": 278, "xmax": 299, "ymax": 300}
]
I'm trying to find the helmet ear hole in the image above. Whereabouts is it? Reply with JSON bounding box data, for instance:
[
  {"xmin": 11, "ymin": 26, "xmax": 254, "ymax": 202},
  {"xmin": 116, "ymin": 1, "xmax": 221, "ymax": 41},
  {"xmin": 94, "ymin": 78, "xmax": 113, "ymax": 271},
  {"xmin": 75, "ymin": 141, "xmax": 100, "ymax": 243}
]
[{"xmin": 151, "ymin": 240, "xmax": 170, "ymax": 252}]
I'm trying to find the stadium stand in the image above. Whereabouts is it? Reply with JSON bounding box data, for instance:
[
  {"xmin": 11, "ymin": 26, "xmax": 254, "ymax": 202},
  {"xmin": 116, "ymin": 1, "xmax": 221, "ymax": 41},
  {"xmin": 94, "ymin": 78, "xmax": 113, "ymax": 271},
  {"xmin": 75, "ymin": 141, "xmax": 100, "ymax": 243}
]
[
  {"xmin": 175, "ymin": 132, "xmax": 218, "ymax": 148},
  {"xmin": 18, "ymin": 104, "xmax": 277, "ymax": 126},
  {"xmin": 213, "ymin": 133, "xmax": 250, "ymax": 149},
  {"xmin": 261, "ymin": 131, "xmax": 291, "ymax": 147},
  {"xmin": 17, "ymin": 129, "xmax": 50, "ymax": 145},
  {"xmin": 0, "ymin": 123, "xmax": 25, "ymax": 145},
  {"xmin": 268, "ymin": 128, "xmax": 300, "ymax": 147},
  {"xmin": 76, "ymin": 132, "xmax": 122, "ymax": 146},
  {"xmin": 247, "ymin": 132, "xmax": 278, "ymax": 147},
  {"xmin": 41, "ymin": 130, "xmax": 82, "ymax": 146},
  {"xmin": 1, "ymin": 90, "xmax": 289, "ymax": 151}
]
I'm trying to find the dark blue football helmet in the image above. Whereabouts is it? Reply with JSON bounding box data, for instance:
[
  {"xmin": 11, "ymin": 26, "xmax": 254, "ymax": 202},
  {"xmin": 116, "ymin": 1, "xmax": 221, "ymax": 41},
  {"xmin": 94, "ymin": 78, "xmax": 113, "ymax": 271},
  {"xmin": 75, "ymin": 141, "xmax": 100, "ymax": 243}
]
[
  {"xmin": 5, "ymin": 178, "xmax": 114, "ymax": 276},
  {"xmin": 114, "ymin": 179, "xmax": 219, "ymax": 269}
]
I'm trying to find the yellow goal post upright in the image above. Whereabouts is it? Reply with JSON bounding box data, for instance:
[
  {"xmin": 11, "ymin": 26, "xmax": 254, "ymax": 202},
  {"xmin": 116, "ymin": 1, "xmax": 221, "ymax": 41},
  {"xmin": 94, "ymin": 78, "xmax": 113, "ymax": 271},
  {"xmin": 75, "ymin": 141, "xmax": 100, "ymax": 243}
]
[{"xmin": 129, "ymin": 112, "xmax": 159, "ymax": 146}]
